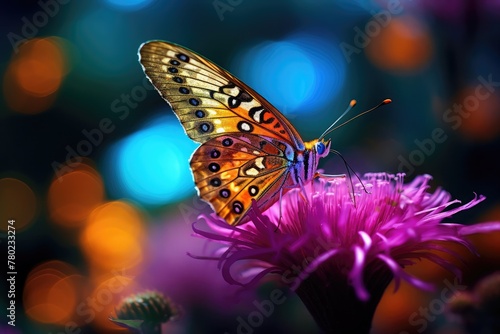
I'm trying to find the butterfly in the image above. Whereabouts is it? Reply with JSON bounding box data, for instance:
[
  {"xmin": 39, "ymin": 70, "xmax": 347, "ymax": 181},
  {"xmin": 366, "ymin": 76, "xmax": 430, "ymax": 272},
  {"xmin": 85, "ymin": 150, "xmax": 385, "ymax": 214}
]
[{"xmin": 139, "ymin": 41, "xmax": 390, "ymax": 226}]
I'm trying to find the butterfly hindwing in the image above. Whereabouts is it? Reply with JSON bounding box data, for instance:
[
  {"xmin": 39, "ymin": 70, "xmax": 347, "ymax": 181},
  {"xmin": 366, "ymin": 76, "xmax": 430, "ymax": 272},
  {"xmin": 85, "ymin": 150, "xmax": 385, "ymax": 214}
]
[
  {"xmin": 190, "ymin": 134, "xmax": 295, "ymax": 225},
  {"xmin": 138, "ymin": 41, "xmax": 305, "ymax": 149}
]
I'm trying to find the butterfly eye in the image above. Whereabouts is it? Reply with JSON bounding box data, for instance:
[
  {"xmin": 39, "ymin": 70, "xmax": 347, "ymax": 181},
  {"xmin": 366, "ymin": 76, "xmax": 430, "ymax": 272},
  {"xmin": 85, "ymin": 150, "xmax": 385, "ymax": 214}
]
[
  {"xmin": 316, "ymin": 142, "xmax": 326, "ymax": 155},
  {"xmin": 284, "ymin": 146, "xmax": 294, "ymax": 160}
]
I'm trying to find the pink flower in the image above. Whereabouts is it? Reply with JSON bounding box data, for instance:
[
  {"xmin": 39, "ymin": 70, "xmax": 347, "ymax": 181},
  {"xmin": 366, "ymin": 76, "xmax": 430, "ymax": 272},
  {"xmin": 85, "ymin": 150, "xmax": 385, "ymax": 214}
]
[{"xmin": 192, "ymin": 173, "xmax": 500, "ymax": 333}]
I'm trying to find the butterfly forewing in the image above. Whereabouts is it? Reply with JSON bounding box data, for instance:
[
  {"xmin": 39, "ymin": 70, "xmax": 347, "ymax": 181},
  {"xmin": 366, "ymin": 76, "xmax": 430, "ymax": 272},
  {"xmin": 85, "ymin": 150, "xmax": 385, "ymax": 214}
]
[
  {"xmin": 138, "ymin": 41, "xmax": 310, "ymax": 225},
  {"xmin": 138, "ymin": 41, "xmax": 304, "ymax": 148}
]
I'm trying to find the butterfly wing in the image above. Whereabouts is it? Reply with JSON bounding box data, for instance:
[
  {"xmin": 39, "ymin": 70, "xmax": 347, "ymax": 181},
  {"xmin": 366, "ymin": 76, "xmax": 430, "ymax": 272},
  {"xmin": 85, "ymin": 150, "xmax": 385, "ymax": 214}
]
[
  {"xmin": 139, "ymin": 41, "xmax": 306, "ymax": 225},
  {"xmin": 190, "ymin": 133, "xmax": 295, "ymax": 225},
  {"xmin": 138, "ymin": 41, "xmax": 305, "ymax": 150}
]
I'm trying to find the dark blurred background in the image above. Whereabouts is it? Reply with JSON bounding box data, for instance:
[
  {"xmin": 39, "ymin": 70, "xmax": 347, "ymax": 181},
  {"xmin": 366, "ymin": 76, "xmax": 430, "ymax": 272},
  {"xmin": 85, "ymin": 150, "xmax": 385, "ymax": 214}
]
[{"xmin": 1, "ymin": 0, "xmax": 500, "ymax": 333}]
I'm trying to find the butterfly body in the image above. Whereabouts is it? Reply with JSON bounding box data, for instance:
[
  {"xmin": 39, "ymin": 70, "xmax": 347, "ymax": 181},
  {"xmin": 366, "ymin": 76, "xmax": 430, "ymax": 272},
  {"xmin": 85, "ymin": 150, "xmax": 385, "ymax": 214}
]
[{"xmin": 139, "ymin": 41, "xmax": 331, "ymax": 225}]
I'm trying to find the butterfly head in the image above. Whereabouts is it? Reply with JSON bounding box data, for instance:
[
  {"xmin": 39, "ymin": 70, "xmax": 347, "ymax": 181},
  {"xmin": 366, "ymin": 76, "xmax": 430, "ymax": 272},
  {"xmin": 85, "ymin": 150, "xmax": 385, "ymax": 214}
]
[
  {"xmin": 305, "ymin": 138, "xmax": 331, "ymax": 158},
  {"xmin": 316, "ymin": 138, "xmax": 331, "ymax": 158}
]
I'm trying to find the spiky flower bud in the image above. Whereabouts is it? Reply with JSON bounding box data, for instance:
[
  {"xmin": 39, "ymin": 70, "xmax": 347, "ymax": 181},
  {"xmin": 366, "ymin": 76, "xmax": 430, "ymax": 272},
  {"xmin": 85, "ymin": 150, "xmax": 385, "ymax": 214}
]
[{"xmin": 110, "ymin": 291, "xmax": 179, "ymax": 333}]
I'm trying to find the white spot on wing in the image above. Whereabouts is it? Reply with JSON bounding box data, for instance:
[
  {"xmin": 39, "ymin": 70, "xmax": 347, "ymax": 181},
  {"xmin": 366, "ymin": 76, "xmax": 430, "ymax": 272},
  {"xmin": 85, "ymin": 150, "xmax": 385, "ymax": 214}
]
[
  {"xmin": 255, "ymin": 157, "xmax": 265, "ymax": 169},
  {"xmin": 245, "ymin": 168, "xmax": 259, "ymax": 176},
  {"xmin": 241, "ymin": 122, "xmax": 251, "ymax": 132},
  {"xmin": 223, "ymin": 86, "xmax": 240, "ymax": 96},
  {"xmin": 252, "ymin": 109, "xmax": 263, "ymax": 122}
]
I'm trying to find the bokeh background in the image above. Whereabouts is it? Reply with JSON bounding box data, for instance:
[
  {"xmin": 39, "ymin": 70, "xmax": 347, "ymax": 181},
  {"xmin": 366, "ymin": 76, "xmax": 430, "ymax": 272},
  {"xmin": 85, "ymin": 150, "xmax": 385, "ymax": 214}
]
[{"xmin": 1, "ymin": 0, "xmax": 500, "ymax": 333}]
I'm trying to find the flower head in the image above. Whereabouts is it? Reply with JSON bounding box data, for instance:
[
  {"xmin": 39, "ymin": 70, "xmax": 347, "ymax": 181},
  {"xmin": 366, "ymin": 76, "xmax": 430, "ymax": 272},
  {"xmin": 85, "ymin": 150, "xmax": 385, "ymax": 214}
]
[{"xmin": 193, "ymin": 173, "xmax": 500, "ymax": 332}]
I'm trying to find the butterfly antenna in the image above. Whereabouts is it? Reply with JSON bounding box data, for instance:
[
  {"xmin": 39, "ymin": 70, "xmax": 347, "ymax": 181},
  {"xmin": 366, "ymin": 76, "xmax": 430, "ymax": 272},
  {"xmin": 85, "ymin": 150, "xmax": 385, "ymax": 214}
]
[
  {"xmin": 319, "ymin": 99, "xmax": 357, "ymax": 140},
  {"xmin": 319, "ymin": 99, "xmax": 392, "ymax": 140},
  {"xmin": 330, "ymin": 149, "xmax": 369, "ymax": 196}
]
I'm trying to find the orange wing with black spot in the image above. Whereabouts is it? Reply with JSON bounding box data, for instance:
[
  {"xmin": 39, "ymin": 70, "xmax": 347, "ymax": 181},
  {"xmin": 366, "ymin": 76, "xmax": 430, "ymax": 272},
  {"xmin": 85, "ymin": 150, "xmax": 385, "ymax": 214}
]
[{"xmin": 190, "ymin": 133, "xmax": 297, "ymax": 225}]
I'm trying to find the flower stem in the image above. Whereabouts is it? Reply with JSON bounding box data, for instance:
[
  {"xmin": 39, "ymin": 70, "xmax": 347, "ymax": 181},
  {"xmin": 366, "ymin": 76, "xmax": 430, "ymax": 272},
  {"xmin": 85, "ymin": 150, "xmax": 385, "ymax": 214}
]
[
  {"xmin": 295, "ymin": 263, "xmax": 393, "ymax": 333},
  {"xmin": 141, "ymin": 323, "xmax": 161, "ymax": 334}
]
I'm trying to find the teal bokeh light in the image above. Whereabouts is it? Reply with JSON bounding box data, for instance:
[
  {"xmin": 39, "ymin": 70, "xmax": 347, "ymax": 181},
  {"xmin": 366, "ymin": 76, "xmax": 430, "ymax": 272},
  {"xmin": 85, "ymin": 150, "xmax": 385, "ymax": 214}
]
[
  {"xmin": 234, "ymin": 34, "xmax": 346, "ymax": 115},
  {"xmin": 71, "ymin": 8, "xmax": 133, "ymax": 76},
  {"xmin": 105, "ymin": 114, "xmax": 197, "ymax": 205},
  {"xmin": 104, "ymin": 0, "xmax": 154, "ymax": 10}
]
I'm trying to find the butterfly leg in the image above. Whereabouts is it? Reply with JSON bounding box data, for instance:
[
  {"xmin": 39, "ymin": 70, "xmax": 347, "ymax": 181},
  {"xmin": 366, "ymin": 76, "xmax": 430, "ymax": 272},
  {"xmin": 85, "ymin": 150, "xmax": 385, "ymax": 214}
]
[
  {"xmin": 314, "ymin": 172, "xmax": 346, "ymax": 180},
  {"xmin": 315, "ymin": 172, "xmax": 347, "ymax": 193},
  {"xmin": 276, "ymin": 186, "xmax": 284, "ymax": 231},
  {"xmin": 314, "ymin": 172, "xmax": 359, "ymax": 205},
  {"xmin": 297, "ymin": 177, "xmax": 311, "ymax": 205}
]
